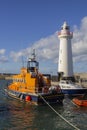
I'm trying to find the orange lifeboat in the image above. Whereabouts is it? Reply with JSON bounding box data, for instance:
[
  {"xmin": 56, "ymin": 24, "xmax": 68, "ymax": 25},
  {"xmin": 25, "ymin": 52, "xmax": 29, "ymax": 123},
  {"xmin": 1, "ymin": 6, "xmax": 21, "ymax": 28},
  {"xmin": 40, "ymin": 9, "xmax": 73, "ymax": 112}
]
[
  {"xmin": 72, "ymin": 94, "xmax": 87, "ymax": 107},
  {"xmin": 5, "ymin": 50, "xmax": 64, "ymax": 105}
]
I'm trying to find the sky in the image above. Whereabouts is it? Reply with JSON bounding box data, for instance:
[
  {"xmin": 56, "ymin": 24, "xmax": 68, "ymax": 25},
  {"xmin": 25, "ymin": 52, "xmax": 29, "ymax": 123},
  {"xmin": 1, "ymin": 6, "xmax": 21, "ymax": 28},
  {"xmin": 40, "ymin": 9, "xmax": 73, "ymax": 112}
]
[{"xmin": 0, "ymin": 0, "xmax": 87, "ymax": 74}]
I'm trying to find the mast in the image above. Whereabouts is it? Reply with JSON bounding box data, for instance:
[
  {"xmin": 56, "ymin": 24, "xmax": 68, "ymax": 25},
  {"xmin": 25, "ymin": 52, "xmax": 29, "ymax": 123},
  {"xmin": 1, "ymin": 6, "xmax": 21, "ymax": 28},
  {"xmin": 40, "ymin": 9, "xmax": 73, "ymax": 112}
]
[{"xmin": 27, "ymin": 49, "xmax": 39, "ymax": 73}]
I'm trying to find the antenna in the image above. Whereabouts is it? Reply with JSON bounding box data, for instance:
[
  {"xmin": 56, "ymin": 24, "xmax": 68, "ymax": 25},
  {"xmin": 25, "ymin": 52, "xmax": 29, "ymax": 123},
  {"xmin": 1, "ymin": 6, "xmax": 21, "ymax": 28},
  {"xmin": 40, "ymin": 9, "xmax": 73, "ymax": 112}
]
[
  {"xmin": 32, "ymin": 49, "xmax": 36, "ymax": 61},
  {"xmin": 28, "ymin": 49, "xmax": 36, "ymax": 61}
]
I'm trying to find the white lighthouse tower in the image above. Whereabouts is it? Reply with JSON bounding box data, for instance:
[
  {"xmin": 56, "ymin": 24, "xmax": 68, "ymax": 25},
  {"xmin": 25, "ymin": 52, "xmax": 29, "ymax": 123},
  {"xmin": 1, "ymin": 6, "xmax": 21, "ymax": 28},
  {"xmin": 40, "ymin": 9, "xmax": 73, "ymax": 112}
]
[{"xmin": 58, "ymin": 22, "xmax": 74, "ymax": 81}]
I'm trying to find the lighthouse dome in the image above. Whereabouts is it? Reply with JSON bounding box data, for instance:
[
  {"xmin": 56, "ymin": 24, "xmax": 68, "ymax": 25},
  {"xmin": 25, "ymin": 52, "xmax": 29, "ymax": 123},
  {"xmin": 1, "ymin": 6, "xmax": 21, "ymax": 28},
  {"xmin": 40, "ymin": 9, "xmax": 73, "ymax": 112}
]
[{"xmin": 61, "ymin": 21, "xmax": 70, "ymax": 30}]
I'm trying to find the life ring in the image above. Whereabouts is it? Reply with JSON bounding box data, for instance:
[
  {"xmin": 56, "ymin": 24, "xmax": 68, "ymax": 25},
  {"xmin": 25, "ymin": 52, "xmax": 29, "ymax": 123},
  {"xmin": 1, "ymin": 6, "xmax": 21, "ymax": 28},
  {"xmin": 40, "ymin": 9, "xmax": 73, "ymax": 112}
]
[{"xmin": 25, "ymin": 95, "xmax": 31, "ymax": 101}]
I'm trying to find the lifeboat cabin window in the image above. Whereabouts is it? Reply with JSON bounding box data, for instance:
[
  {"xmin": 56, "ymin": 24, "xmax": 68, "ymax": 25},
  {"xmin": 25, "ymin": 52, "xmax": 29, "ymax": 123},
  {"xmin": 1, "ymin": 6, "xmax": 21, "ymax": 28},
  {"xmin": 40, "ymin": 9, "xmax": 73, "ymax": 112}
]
[{"xmin": 27, "ymin": 60, "xmax": 39, "ymax": 72}]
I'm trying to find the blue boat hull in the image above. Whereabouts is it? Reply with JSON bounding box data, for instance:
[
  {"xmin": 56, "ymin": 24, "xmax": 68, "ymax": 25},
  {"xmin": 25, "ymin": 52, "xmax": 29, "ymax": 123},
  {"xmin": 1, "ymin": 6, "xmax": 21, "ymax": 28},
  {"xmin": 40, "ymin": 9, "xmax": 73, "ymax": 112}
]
[
  {"xmin": 61, "ymin": 88, "xmax": 87, "ymax": 95},
  {"xmin": 5, "ymin": 89, "xmax": 64, "ymax": 105}
]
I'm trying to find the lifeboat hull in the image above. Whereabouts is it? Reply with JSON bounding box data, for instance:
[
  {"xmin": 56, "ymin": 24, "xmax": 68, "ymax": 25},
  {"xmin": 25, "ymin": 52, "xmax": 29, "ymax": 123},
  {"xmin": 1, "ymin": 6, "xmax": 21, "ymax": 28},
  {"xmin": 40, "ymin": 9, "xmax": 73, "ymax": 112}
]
[{"xmin": 5, "ymin": 89, "xmax": 64, "ymax": 105}]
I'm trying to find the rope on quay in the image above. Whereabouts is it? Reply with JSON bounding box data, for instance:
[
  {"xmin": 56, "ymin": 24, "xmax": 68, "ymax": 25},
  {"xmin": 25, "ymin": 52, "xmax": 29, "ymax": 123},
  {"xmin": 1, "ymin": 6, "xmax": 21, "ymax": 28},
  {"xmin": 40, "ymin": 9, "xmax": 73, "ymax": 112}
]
[{"xmin": 39, "ymin": 94, "xmax": 80, "ymax": 130}]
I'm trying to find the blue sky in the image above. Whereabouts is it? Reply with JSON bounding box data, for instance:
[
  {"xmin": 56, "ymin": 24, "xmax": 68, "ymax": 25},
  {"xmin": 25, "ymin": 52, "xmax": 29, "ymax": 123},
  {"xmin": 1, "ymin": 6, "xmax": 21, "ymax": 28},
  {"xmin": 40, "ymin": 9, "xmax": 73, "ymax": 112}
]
[{"xmin": 0, "ymin": 0, "xmax": 87, "ymax": 74}]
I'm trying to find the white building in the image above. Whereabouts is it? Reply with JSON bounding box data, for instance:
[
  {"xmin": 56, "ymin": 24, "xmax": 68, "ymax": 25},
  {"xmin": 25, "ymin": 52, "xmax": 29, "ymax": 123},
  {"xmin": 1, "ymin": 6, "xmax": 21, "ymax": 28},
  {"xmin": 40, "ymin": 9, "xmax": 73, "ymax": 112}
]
[{"xmin": 58, "ymin": 22, "xmax": 74, "ymax": 80}]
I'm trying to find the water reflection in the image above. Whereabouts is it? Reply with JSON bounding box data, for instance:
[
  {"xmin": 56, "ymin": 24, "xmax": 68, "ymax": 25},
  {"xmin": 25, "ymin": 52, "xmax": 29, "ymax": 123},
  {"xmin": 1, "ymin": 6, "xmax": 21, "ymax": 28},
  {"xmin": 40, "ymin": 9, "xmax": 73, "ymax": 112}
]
[
  {"xmin": 1, "ymin": 80, "xmax": 87, "ymax": 130},
  {"xmin": 0, "ymin": 99, "xmax": 38, "ymax": 130}
]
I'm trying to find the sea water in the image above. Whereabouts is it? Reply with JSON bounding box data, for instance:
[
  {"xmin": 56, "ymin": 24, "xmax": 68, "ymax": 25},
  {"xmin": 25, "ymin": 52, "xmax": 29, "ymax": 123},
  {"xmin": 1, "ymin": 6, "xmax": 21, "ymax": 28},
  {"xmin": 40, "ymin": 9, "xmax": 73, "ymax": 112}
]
[{"xmin": 0, "ymin": 79, "xmax": 87, "ymax": 130}]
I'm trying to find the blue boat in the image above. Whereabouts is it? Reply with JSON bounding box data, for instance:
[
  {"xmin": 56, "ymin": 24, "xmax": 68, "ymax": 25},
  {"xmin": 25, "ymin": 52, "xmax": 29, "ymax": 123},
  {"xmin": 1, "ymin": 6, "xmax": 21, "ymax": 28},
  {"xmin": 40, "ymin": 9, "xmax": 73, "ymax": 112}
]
[{"xmin": 59, "ymin": 80, "xmax": 87, "ymax": 96}]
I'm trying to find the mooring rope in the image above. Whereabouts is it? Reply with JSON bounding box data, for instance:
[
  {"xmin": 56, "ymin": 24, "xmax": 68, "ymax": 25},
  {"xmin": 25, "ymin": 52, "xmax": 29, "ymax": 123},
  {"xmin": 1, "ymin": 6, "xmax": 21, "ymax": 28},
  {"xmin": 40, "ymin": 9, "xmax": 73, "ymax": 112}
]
[{"xmin": 39, "ymin": 94, "xmax": 80, "ymax": 130}]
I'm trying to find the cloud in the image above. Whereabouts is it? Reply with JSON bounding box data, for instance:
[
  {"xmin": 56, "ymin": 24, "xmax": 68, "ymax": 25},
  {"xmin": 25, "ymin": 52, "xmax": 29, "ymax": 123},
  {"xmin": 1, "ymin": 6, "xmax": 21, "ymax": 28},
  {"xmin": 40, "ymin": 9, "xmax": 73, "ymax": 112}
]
[
  {"xmin": 0, "ymin": 49, "xmax": 8, "ymax": 63},
  {"xmin": 32, "ymin": 32, "xmax": 59, "ymax": 62},
  {"xmin": 72, "ymin": 16, "xmax": 87, "ymax": 64},
  {"xmin": 10, "ymin": 32, "xmax": 59, "ymax": 63},
  {"xmin": 10, "ymin": 51, "xmax": 23, "ymax": 62},
  {"xmin": 10, "ymin": 16, "xmax": 87, "ymax": 72},
  {"xmin": 0, "ymin": 49, "xmax": 5, "ymax": 55},
  {"xmin": 0, "ymin": 56, "xmax": 8, "ymax": 63}
]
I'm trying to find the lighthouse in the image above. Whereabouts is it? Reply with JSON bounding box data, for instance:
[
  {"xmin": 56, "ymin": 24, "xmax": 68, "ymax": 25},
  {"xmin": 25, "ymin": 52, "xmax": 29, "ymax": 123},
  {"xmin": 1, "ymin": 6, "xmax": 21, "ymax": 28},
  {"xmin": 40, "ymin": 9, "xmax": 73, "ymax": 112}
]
[{"xmin": 58, "ymin": 22, "xmax": 74, "ymax": 81}]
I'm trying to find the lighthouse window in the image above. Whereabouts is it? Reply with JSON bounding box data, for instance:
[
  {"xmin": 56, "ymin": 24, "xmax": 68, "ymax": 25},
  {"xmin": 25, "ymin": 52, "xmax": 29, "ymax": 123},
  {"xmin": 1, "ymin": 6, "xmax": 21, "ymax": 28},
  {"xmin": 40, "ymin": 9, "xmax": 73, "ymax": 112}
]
[{"xmin": 65, "ymin": 27, "xmax": 69, "ymax": 30}]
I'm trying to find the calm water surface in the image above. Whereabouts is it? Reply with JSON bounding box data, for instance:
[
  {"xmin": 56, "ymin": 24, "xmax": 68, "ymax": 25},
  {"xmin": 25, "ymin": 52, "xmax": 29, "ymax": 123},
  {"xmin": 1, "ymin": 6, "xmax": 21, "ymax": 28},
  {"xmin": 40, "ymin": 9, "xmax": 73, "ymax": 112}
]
[{"xmin": 0, "ymin": 80, "xmax": 87, "ymax": 130}]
